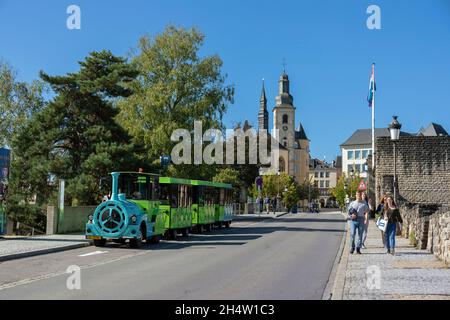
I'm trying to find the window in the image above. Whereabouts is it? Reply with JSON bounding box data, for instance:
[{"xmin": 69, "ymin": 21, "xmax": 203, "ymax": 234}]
[
  {"xmin": 355, "ymin": 164, "xmax": 361, "ymax": 173},
  {"xmin": 314, "ymin": 181, "xmax": 318, "ymax": 187},
  {"xmin": 362, "ymin": 150, "xmax": 369, "ymax": 159},
  {"xmin": 325, "ymin": 172, "xmax": 330, "ymax": 178},
  {"xmin": 347, "ymin": 150, "xmax": 354, "ymax": 160},
  {"xmin": 282, "ymin": 114, "xmax": 288, "ymax": 124},
  {"xmin": 320, "ymin": 181, "xmax": 324, "ymax": 188},
  {"xmin": 314, "ymin": 172, "xmax": 319, "ymax": 178},
  {"xmin": 320, "ymin": 172, "xmax": 324, "ymax": 178},
  {"xmin": 355, "ymin": 150, "xmax": 361, "ymax": 159},
  {"xmin": 325, "ymin": 181, "xmax": 330, "ymax": 188},
  {"xmin": 347, "ymin": 164, "xmax": 353, "ymax": 173}
]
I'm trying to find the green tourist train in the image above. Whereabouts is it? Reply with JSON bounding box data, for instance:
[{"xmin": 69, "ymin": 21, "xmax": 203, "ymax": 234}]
[{"xmin": 85, "ymin": 171, "xmax": 234, "ymax": 247}]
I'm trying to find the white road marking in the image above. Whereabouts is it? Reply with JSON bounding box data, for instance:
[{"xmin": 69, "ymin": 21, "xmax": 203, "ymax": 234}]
[{"xmin": 78, "ymin": 250, "xmax": 108, "ymax": 257}]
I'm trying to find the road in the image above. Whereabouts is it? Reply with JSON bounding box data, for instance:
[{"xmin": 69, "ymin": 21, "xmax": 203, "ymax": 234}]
[{"xmin": 0, "ymin": 212, "xmax": 345, "ymax": 299}]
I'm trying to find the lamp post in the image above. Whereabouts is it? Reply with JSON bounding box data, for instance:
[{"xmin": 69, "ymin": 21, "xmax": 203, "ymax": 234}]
[
  {"xmin": 388, "ymin": 116, "xmax": 402, "ymax": 203},
  {"xmin": 276, "ymin": 169, "xmax": 281, "ymax": 211}
]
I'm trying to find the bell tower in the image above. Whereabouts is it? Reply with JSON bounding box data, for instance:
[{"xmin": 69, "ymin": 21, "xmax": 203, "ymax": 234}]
[{"xmin": 273, "ymin": 71, "xmax": 295, "ymax": 149}]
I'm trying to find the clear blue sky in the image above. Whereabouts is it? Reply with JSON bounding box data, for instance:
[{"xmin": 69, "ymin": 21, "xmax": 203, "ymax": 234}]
[{"xmin": 1, "ymin": 0, "xmax": 449, "ymax": 161}]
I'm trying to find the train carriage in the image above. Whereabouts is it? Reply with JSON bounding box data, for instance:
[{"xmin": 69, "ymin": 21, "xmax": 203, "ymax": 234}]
[{"xmin": 86, "ymin": 171, "xmax": 233, "ymax": 247}]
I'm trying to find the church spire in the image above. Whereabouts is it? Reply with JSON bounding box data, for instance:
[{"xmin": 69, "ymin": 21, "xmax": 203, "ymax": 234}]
[
  {"xmin": 258, "ymin": 79, "xmax": 269, "ymax": 130},
  {"xmin": 275, "ymin": 71, "xmax": 294, "ymax": 107}
]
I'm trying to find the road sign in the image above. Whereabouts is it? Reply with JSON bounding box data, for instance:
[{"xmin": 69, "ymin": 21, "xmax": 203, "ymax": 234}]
[{"xmin": 358, "ymin": 180, "xmax": 367, "ymax": 191}]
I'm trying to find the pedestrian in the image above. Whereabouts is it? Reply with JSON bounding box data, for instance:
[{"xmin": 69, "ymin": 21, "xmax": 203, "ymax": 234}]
[
  {"xmin": 264, "ymin": 196, "xmax": 270, "ymax": 214},
  {"xmin": 361, "ymin": 193, "xmax": 371, "ymax": 249},
  {"xmin": 383, "ymin": 196, "xmax": 403, "ymax": 255},
  {"xmin": 272, "ymin": 197, "xmax": 277, "ymax": 214},
  {"xmin": 376, "ymin": 195, "xmax": 387, "ymax": 246},
  {"xmin": 348, "ymin": 191, "xmax": 369, "ymax": 254}
]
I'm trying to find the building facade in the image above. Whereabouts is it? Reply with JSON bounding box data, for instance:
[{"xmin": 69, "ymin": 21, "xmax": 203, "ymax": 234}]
[
  {"xmin": 258, "ymin": 72, "xmax": 310, "ymax": 183},
  {"xmin": 309, "ymin": 158, "xmax": 338, "ymax": 207}
]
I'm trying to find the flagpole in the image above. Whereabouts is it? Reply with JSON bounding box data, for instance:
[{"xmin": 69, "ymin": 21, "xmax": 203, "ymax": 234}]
[{"xmin": 371, "ymin": 63, "xmax": 375, "ymax": 170}]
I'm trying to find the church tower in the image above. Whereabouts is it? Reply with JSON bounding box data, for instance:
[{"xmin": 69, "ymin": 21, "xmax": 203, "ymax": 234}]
[
  {"xmin": 258, "ymin": 80, "xmax": 268, "ymax": 131},
  {"xmin": 273, "ymin": 72, "xmax": 296, "ymax": 149}
]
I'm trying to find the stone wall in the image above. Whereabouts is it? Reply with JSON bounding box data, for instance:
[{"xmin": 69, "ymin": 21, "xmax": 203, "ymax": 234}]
[
  {"xmin": 47, "ymin": 206, "xmax": 97, "ymax": 234},
  {"xmin": 375, "ymin": 136, "xmax": 450, "ymax": 205},
  {"xmin": 375, "ymin": 136, "xmax": 450, "ymax": 263},
  {"xmin": 427, "ymin": 208, "xmax": 450, "ymax": 264}
]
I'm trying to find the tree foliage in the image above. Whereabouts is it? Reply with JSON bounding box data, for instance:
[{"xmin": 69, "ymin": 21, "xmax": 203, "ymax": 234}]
[
  {"xmin": 331, "ymin": 175, "xmax": 360, "ymax": 209},
  {"xmin": 117, "ymin": 25, "xmax": 234, "ymax": 179},
  {"xmin": 7, "ymin": 51, "xmax": 139, "ymax": 214},
  {"xmin": 0, "ymin": 61, "xmax": 47, "ymax": 147}
]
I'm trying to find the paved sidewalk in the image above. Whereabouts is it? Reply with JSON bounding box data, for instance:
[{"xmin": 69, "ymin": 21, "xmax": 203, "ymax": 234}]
[
  {"xmin": 0, "ymin": 234, "xmax": 91, "ymax": 262},
  {"xmin": 333, "ymin": 219, "xmax": 450, "ymax": 300}
]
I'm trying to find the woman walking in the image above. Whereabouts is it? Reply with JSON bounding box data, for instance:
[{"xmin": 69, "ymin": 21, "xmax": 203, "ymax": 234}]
[{"xmin": 383, "ymin": 196, "xmax": 403, "ymax": 255}]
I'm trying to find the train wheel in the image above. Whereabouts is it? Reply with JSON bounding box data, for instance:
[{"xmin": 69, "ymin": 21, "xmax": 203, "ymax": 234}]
[
  {"xmin": 130, "ymin": 226, "xmax": 144, "ymax": 248},
  {"xmin": 225, "ymin": 221, "xmax": 231, "ymax": 228},
  {"xmin": 93, "ymin": 239, "xmax": 106, "ymax": 247},
  {"xmin": 170, "ymin": 229, "xmax": 178, "ymax": 240},
  {"xmin": 181, "ymin": 228, "xmax": 189, "ymax": 237},
  {"xmin": 217, "ymin": 222, "xmax": 223, "ymax": 229},
  {"xmin": 205, "ymin": 224, "xmax": 211, "ymax": 232},
  {"xmin": 197, "ymin": 225, "xmax": 204, "ymax": 234}
]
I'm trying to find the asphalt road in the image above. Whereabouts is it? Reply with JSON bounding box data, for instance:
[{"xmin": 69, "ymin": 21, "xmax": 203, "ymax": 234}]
[{"xmin": 0, "ymin": 212, "xmax": 345, "ymax": 300}]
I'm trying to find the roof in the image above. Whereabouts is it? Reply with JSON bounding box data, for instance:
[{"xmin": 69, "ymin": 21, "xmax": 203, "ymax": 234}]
[
  {"xmin": 295, "ymin": 123, "xmax": 308, "ymax": 140},
  {"xmin": 159, "ymin": 176, "xmax": 232, "ymax": 189},
  {"xmin": 418, "ymin": 123, "xmax": 449, "ymax": 137},
  {"xmin": 340, "ymin": 128, "xmax": 411, "ymax": 147},
  {"xmin": 112, "ymin": 172, "xmax": 232, "ymax": 189}
]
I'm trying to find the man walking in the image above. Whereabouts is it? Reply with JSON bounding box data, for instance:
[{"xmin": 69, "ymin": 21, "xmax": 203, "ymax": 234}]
[{"xmin": 348, "ymin": 191, "xmax": 369, "ymax": 254}]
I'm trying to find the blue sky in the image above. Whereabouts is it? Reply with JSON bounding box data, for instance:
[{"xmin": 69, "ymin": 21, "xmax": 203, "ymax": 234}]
[{"xmin": 1, "ymin": 0, "xmax": 449, "ymax": 161}]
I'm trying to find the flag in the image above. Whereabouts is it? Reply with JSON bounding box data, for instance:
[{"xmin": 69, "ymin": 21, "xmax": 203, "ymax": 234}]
[{"xmin": 367, "ymin": 64, "xmax": 376, "ymax": 107}]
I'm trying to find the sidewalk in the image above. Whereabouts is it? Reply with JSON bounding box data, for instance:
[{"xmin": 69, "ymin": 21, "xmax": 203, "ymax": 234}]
[
  {"xmin": 332, "ymin": 219, "xmax": 450, "ymax": 300},
  {"xmin": 0, "ymin": 234, "xmax": 91, "ymax": 262}
]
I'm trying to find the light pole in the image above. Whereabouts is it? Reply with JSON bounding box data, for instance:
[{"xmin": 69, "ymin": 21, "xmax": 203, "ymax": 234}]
[
  {"xmin": 388, "ymin": 116, "xmax": 402, "ymax": 203},
  {"xmin": 276, "ymin": 169, "xmax": 281, "ymax": 211}
]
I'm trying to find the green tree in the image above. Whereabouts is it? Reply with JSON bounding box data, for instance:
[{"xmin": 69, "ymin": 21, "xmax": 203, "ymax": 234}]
[
  {"xmin": 0, "ymin": 61, "xmax": 47, "ymax": 147},
  {"xmin": 7, "ymin": 51, "xmax": 139, "ymax": 216},
  {"xmin": 213, "ymin": 167, "xmax": 243, "ymax": 202},
  {"xmin": 331, "ymin": 175, "xmax": 360, "ymax": 209},
  {"xmin": 117, "ymin": 26, "xmax": 234, "ymax": 179}
]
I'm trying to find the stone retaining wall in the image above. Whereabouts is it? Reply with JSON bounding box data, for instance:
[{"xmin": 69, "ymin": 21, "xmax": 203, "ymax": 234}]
[{"xmin": 427, "ymin": 209, "xmax": 450, "ymax": 265}]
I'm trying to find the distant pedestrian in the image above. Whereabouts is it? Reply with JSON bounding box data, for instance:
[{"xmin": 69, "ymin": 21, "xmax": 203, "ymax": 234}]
[
  {"xmin": 361, "ymin": 193, "xmax": 371, "ymax": 249},
  {"xmin": 264, "ymin": 196, "xmax": 270, "ymax": 214},
  {"xmin": 348, "ymin": 191, "xmax": 369, "ymax": 254},
  {"xmin": 383, "ymin": 196, "xmax": 403, "ymax": 255},
  {"xmin": 272, "ymin": 197, "xmax": 277, "ymax": 214}
]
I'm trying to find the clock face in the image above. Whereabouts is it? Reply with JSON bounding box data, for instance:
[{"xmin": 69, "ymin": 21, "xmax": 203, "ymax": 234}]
[{"xmin": 283, "ymin": 125, "xmax": 288, "ymax": 131}]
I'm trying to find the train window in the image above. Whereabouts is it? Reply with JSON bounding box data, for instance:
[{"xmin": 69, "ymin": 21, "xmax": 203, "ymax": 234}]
[
  {"xmin": 118, "ymin": 174, "xmax": 154, "ymax": 200},
  {"xmin": 170, "ymin": 184, "xmax": 178, "ymax": 208},
  {"xmin": 220, "ymin": 189, "xmax": 225, "ymax": 205},
  {"xmin": 159, "ymin": 184, "xmax": 170, "ymax": 205}
]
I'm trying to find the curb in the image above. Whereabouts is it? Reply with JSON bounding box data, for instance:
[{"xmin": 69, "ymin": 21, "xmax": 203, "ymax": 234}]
[
  {"xmin": 322, "ymin": 213, "xmax": 348, "ymax": 300},
  {"xmin": 0, "ymin": 242, "xmax": 92, "ymax": 262},
  {"xmin": 330, "ymin": 215, "xmax": 350, "ymax": 300}
]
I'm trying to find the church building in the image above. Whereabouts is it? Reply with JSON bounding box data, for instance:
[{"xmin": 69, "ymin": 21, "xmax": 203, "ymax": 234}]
[{"xmin": 258, "ymin": 71, "xmax": 310, "ymax": 183}]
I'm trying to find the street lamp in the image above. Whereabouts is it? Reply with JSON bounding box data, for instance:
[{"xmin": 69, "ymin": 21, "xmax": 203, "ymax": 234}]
[{"xmin": 388, "ymin": 115, "xmax": 402, "ymax": 203}]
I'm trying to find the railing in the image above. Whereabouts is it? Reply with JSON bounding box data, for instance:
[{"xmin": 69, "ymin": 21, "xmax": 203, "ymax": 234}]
[{"xmin": 13, "ymin": 221, "xmax": 45, "ymax": 237}]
